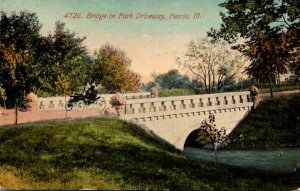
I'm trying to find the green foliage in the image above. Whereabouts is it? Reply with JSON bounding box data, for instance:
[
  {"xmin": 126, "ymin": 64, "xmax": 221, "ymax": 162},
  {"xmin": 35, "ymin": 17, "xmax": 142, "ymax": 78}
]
[
  {"xmin": 196, "ymin": 115, "xmax": 227, "ymax": 147},
  {"xmin": 0, "ymin": 11, "xmax": 42, "ymax": 107},
  {"xmin": 153, "ymin": 69, "xmax": 202, "ymax": 90},
  {"xmin": 92, "ymin": 44, "xmax": 141, "ymax": 92},
  {"xmin": 258, "ymin": 83, "xmax": 299, "ymax": 93},
  {"xmin": 149, "ymin": 81, "xmax": 298, "ymax": 97},
  {"xmin": 159, "ymin": 89, "xmax": 196, "ymax": 97},
  {"xmin": 0, "ymin": 12, "xmax": 89, "ymax": 105},
  {"xmin": 0, "ymin": 86, "xmax": 6, "ymax": 108},
  {"xmin": 209, "ymin": 0, "xmax": 299, "ymax": 83},
  {"xmin": 196, "ymin": 115, "xmax": 228, "ymax": 163},
  {"xmin": 39, "ymin": 22, "xmax": 89, "ymax": 95},
  {"xmin": 0, "ymin": 118, "xmax": 299, "ymax": 190},
  {"xmin": 228, "ymin": 94, "xmax": 300, "ymax": 149},
  {"xmin": 0, "ymin": 11, "xmax": 143, "ymax": 99},
  {"xmin": 141, "ymin": 81, "xmax": 157, "ymax": 92},
  {"xmin": 55, "ymin": 73, "xmax": 71, "ymax": 95},
  {"xmin": 178, "ymin": 39, "xmax": 247, "ymax": 93}
]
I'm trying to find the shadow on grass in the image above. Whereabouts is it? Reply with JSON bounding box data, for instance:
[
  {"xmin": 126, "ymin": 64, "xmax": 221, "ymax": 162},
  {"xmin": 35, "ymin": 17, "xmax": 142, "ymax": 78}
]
[
  {"xmin": 228, "ymin": 94, "xmax": 300, "ymax": 150},
  {"xmin": 0, "ymin": 117, "xmax": 299, "ymax": 190}
]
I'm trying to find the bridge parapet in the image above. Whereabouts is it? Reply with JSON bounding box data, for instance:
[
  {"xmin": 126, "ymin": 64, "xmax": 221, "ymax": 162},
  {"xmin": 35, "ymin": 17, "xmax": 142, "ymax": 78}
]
[
  {"xmin": 37, "ymin": 92, "xmax": 151, "ymax": 110},
  {"xmin": 125, "ymin": 91, "xmax": 252, "ymax": 118}
]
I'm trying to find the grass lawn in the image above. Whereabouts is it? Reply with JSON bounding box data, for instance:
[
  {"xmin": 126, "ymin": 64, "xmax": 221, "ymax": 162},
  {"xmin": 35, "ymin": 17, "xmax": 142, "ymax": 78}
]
[
  {"xmin": 159, "ymin": 89, "xmax": 195, "ymax": 97},
  {"xmin": 258, "ymin": 83, "xmax": 299, "ymax": 93},
  {"xmin": 0, "ymin": 117, "xmax": 299, "ymax": 190},
  {"xmin": 158, "ymin": 84, "xmax": 299, "ymax": 97},
  {"xmin": 228, "ymin": 94, "xmax": 300, "ymax": 149}
]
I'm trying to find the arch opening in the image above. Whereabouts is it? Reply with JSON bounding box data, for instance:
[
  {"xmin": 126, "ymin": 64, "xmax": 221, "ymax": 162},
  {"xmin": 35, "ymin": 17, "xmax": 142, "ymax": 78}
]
[{"xmin": 183, "ymin": 128, "xmax": 203, "ymax": 149}]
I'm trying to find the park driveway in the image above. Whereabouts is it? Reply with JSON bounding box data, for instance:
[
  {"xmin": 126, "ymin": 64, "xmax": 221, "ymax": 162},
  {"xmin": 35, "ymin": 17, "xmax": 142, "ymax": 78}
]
[
  {"xmin": 0, "ymin": 90, "xmax": 298, "ymax": 126},
  {"xmin": 0, "ymin": 108, "xmax": 103, "ymax": 126}
]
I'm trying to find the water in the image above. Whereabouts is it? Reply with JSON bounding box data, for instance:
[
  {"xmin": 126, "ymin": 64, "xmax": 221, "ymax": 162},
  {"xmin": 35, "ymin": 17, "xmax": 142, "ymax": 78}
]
[{"xmin": 184, "ymin": 147, "xmax": 300, "ymax": 173}]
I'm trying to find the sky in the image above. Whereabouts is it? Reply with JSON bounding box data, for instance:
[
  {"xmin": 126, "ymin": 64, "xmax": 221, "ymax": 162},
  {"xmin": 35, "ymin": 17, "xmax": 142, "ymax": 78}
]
[{"xmin": 0, "ymin": 0, "xmax": 225, "ymax": 82}]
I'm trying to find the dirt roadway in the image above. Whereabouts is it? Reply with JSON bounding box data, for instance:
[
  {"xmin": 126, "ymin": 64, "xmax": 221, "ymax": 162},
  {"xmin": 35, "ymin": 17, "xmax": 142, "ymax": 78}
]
[
  {"xmin": 0, "ymin": 108, "xmax": 104, "ymax": 126},
  {"xmin": 260, "ymin": 90, "xmax": 300, "ymax": 98}
]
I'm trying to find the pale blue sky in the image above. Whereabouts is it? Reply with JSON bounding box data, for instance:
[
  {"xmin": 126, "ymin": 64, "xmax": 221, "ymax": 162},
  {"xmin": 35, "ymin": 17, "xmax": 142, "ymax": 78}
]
[{"xmin": 0, "ymin": 0, "xmax": 225, "ymax": 81}]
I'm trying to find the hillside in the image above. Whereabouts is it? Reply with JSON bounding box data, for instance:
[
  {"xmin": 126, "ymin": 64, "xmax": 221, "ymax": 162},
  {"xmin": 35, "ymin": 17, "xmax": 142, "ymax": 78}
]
[
  {"xmin": 228, "ymin": 94, "xmax": 300, "ymax": 149},
  {"xmin": 0, "ymin": 117, "xmax": 299, "ymax": 190}
]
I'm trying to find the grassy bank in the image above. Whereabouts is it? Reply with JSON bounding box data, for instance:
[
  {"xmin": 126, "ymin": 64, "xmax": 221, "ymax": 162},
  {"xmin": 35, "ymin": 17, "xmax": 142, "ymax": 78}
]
[
  {"xmin": 0, "ymin": 117, "xmax": 299, "ymax": 190},
  {"xmin": 158, "ymin": 84, "xmax": 299, "ymax": 97},
  {"xmin": 159, "ymin": 89, "xmax": 196, "ymax": 97},
  {"xmin": 258, "ymin": 83, "xmax": 299, "ymax": 93},
  {"xmin": 228, "ymin": 94, "xmax": 300, "ymax": 149}
]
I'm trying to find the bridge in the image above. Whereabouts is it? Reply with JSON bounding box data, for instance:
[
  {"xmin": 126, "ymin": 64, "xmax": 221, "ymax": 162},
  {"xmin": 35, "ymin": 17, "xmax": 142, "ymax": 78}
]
[
  {"xmin": 123, "ymin": 91, "xmax": 253, "ymax": 150},
  {"xmin": 2, "ymin": 91, "xmax": 253, "ymax": 149}
]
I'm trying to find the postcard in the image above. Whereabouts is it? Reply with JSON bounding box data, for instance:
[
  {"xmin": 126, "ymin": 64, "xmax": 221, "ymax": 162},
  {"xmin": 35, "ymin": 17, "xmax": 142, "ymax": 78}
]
[{"xmin": 0, "ymin": 0, "xmax": 299, "ymax": 190}]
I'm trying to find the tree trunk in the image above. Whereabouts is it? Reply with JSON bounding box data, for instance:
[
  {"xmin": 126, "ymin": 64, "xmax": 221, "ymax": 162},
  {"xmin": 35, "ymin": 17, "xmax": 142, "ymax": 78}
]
[
  {"xmin": 269, "ymin": 77, "xmax": 273, "ymax": 98},
  {"xmin": 214, "ymin": 142, "xmax": 218, "ymax": 164},
  {"xmin": 203, "ymin": 81, "xmax": 209, "ymax": 94},
  {"xmin": 2, "ymin": 99, "xmax": 6, "ymax": 110},
  {"xmin": 14, "ymin": 99, "xmax": 18, "ymax": 125},
  {"xmin": 65, "ymin": 94, "xmax": 67, "ymax": 118},
  {"xmin": 277, "ymin": 73, "xmax": 281, "ymax": 88},
  {"xmin": 208, "ymin": 68, "xmax": 212, "ymax": 93}
]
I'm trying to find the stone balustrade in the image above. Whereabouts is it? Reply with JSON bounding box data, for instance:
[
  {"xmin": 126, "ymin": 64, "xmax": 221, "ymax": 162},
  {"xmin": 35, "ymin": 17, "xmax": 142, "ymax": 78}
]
[
  {"xmin": 123, "ymin": 92, "xmax": 152, "ymax": 99},
  {"xmin": 124, "ymin": 91, "xmax": 252, "ymax": 119},
  {"xmin": 37, "ymin": 92, "xmax": 151, "ymax": 110}
]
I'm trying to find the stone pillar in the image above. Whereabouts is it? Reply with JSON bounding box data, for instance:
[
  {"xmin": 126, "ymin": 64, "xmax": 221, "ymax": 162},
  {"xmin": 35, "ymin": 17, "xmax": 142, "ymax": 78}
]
[
  {"xmin": 150, "ymin": 87, "xmax": 159, "ymax": 98},
  {"xmin": 106, "ymin": 92, "xmax": 126, "ymax": 116},
  {"xmin": 25, "ymin": 92, "xmax": 38, "ymax": 111},
  {"xmin": 248, "ymin": 85, "xmax": 261, "ymax": 109}
]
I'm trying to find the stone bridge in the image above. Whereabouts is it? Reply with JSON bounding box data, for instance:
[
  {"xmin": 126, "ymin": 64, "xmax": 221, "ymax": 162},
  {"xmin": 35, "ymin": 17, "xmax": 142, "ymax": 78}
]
[
  {"xmin": 35, "ymin": 91, "xmax": 253, "ymax": 151},
  {"xmin": 123, "ymin": 91, "xmax": 253, "ymax": 150},
  {"xmin": 36, "ymin": 92, "xmax": 151, "ymax": 110}
]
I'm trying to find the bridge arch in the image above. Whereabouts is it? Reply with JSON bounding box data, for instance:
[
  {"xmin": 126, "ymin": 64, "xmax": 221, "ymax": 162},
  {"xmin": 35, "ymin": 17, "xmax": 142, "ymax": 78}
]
[
  {"xmin": 174, "ymin": 123, "xmax": 202, "ymax": 150},
  {"xmin": 183, "ymin": 128, "xmax": 202, "ymax": 148}
]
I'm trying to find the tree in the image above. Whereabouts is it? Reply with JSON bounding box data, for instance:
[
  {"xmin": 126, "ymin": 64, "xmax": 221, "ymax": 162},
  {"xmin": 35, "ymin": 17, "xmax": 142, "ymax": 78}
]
[
  {"xmin": 208, "ymin": 0, "xmax": 300, "ymax": 96},
  {"xmin": 0, "ymin": 11, "xmax": 90, "ymax": 125},
  {"xmin": 0, "ymin": 43, "xmax": 25, "ymax": 124},
  {"xmin": 55, "ymin": 73, "xmax": 70, "ymax": 118},
  {"xmin": 153, "ymin": 69, "xmax": 202, "ymax": 90},
  {"xmin": 177, "ymin": 39, "xmax": 247, "ymax": 93},
  {"xmin": 0, "ymin": 11, "xmax": 43, "ymax": 109},
  {"xmin": 92, "ymin": 44, "xmax": 141, "ymax": 92},
  {"xmin": 141, "ymin": 81, "xmax": 157, "ymax": 92},
  {"xmin": 196, "ymin": 114, "xmax": 227, "ymax": 163},
  {"xmin": 0, "ymin": 85, "xmax": 6, "ymax": 109},
  {"xmin": 40, "ymin": 22, "xmax": 89, "ymax": 95}
]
